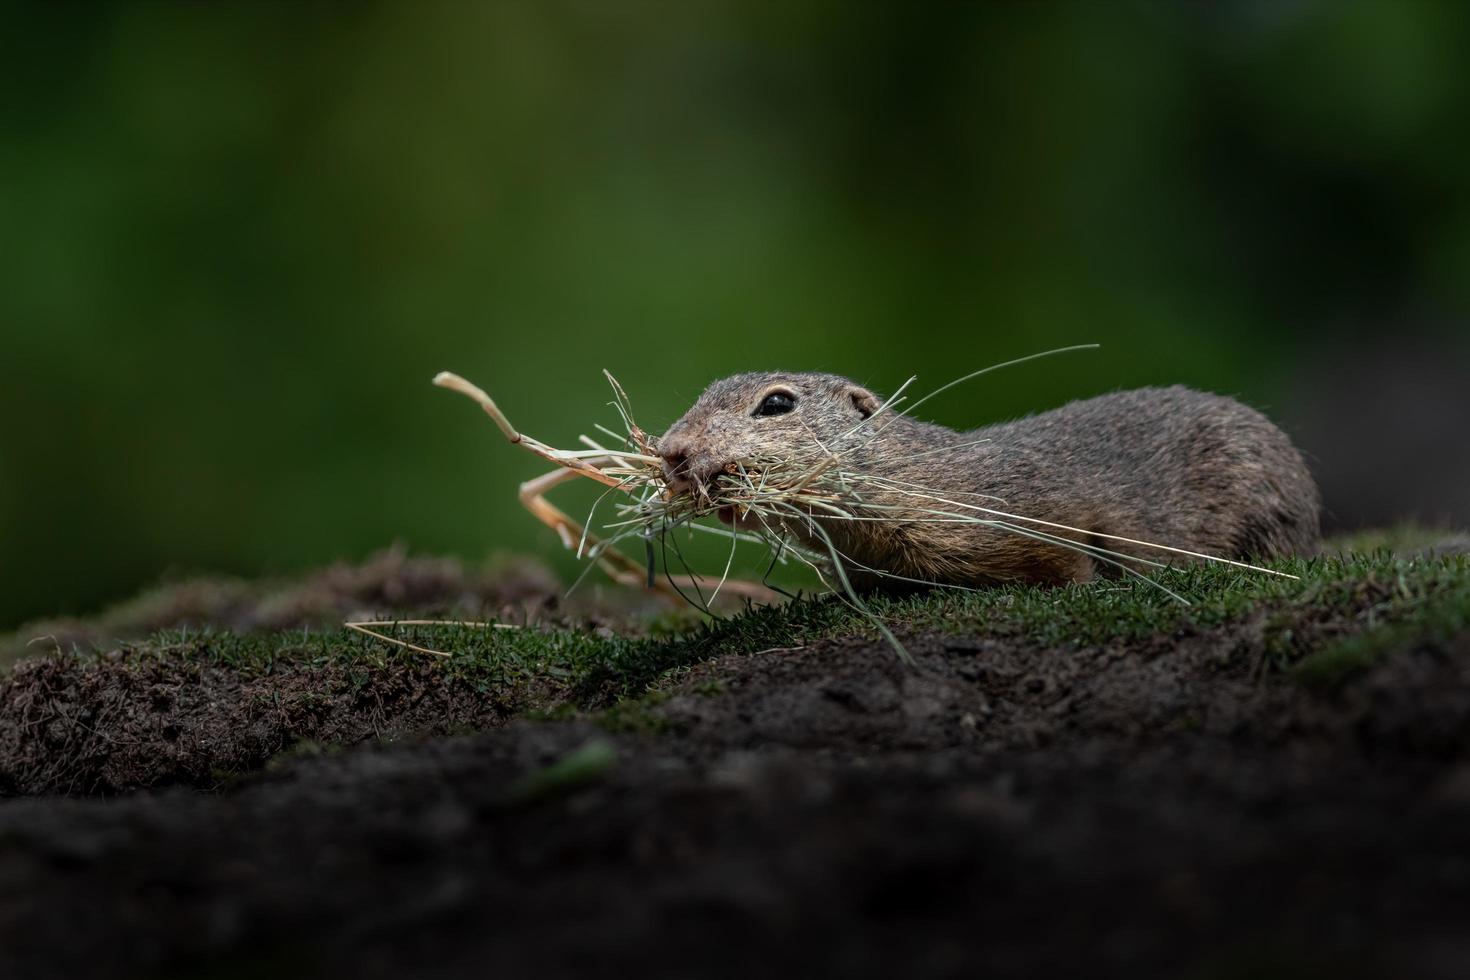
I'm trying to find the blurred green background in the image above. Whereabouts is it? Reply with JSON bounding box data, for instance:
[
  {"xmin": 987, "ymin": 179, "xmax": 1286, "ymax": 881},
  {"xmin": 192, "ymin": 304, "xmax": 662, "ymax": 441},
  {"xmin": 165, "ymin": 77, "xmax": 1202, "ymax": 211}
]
[{"xmin": 4, "ymin": 0, "xmax": 1470, "ymax": 628}]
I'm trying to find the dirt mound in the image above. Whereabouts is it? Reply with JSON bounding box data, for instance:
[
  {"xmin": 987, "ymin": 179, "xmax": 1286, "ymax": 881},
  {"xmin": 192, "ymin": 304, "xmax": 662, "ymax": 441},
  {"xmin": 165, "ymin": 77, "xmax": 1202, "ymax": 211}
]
[
  {"xmin": 660, "ymin": 627, "xmax": 1470, "ymax": 762},
  {"xmin": 6, "ymin": 592, "xmax": 1470, "ymax": 800},
  {"xmin": 3, "ymin": 552, "xmax": 1469, "ymax": 977},
  {"xmin": 0, "ymin": 650, "xmax": 523, "ymax": 795},
  {"xmin": 2, "ymin": 629, "xmax": 1469, "ymax": 978}
]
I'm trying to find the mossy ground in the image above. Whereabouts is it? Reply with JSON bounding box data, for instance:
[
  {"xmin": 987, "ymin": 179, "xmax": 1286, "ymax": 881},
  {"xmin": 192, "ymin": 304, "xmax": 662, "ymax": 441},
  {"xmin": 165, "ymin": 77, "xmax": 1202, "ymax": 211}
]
[
  {"xmin": 33, "ymin": 547, "xmax": 1467, "ymax": 698},
  {"xmin": 3, "ymin": 540, "xmax": 1469, "ymax": 976},
  {"xmin": 3, "ymin": 544, "xmax": 1466, "ymax": 795}
]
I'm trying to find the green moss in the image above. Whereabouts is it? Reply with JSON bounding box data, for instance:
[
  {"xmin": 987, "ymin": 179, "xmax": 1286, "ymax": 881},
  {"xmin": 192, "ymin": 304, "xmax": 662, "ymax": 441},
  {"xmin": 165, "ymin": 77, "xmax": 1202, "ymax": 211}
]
[
  {"xmin": 1291, "ymin": 562, "xmax": 1470, "ymax": 688},
  {"xmin": 12, "ymin": 550, "xmax": 1469, "ymax": 712}
]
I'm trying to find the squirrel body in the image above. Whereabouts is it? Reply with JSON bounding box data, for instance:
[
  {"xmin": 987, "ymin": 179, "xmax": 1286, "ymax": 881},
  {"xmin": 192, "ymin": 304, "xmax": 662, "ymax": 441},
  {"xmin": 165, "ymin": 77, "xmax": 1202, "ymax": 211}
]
[{"xmin": 656, "ymin": 374, "xmax": 1321, "ymax": 588}]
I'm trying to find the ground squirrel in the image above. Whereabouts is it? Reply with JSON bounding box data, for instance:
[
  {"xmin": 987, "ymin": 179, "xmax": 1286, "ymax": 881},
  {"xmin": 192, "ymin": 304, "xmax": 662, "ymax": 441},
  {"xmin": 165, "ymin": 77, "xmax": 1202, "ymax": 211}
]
[{"xmin": 656, "ymin": 373, "xmax": 1321, "ymax": 588}]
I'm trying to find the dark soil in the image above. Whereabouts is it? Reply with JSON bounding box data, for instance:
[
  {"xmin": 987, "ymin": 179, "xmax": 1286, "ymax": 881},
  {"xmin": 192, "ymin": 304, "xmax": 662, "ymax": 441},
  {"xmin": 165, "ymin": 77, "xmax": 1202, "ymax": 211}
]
[
  {"xmin": 3, "ymin": 578, "xmax": 1470, "ymax": 977},
  {"xmin": 0, "ymin": 654, "xmax": 525, "ymax": 795}
]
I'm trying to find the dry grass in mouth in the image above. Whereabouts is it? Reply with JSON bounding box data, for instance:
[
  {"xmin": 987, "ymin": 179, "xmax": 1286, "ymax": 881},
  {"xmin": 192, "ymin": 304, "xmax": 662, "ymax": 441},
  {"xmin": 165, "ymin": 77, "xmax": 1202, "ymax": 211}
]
[{"xmin": 423, "ymin": 348, "xmax": 1296, "ymax": 664}]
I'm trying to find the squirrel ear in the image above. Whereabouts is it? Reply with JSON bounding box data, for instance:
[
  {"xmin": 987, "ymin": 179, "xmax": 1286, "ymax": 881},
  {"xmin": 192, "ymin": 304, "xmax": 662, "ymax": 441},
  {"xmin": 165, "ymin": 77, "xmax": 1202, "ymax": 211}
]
[{"xmin": 848, "ymin": 386, "xmax": 881, "ymax": 418}]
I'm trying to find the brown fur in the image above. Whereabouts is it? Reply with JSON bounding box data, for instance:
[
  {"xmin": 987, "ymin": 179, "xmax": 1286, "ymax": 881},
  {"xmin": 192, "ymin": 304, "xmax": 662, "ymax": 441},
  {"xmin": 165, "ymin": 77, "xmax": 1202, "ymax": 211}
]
[{"xmin": 657, "ymin": 373, "xmax": 1321, "ymax": 588}]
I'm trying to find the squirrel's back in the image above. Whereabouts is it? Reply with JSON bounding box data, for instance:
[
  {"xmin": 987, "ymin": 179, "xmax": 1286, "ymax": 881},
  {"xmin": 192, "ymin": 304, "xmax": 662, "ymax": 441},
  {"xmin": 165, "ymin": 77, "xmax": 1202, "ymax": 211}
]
[{"xmin": 855, "ymin": 385, "xmax": 1320, "ymax": 585}]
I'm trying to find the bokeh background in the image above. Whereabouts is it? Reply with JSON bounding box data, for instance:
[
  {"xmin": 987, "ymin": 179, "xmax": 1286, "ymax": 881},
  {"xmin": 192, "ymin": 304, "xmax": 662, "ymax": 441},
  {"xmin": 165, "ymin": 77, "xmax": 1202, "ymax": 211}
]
[{"xmin": 4, "ymin": 0, "xmax": 1469, "ymax": 629}]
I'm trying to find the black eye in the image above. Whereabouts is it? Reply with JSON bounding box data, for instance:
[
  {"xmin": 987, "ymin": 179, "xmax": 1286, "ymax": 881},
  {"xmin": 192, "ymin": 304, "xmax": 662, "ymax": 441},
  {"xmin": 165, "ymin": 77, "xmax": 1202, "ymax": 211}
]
[{"xmin": 754, "ymin": 391, "xmax": 797, "ymax": 417}]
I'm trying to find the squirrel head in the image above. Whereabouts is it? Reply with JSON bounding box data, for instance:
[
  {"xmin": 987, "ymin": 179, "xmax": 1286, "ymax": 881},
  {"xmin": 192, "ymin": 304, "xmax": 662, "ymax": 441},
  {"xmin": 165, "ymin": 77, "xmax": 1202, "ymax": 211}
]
[{"xmin": 656, "ymin": 372, "xmax": 883, "ymax": 500}]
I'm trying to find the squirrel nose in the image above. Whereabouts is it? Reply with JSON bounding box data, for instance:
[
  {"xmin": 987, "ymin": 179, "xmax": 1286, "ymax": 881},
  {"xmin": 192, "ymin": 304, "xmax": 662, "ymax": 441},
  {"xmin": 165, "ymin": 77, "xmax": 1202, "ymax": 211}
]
[
  {"xmin": 662, "ymin": 453, "xmax": 710, "ymax": 495},
  {"xmin": 657, "ymin": 436, "xmax": 709, "ymax": 495},
  {"xmin": 661, "ymin": 447, "xmax": 691, "ymax": 485}
]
